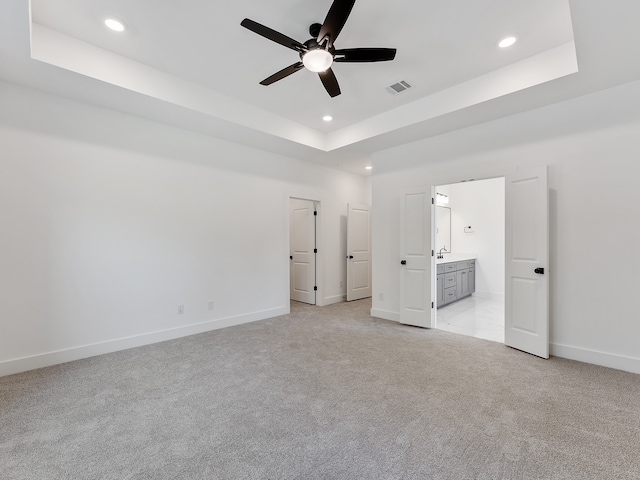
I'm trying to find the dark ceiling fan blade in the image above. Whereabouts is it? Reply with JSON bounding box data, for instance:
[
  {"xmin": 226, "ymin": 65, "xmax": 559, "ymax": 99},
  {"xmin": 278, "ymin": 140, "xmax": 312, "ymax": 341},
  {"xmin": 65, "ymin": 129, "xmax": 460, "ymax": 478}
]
[
  {"xmin": 318, "ymin": 68, "xmax": 341, "ymax": 97},
  {"xmin": 260, "ymin": 62, "xmax": 305, "ymax": 85},
  {"xmin": 241, "ymin": 18, "xmax": 306, "ymax": 53},
  {"xmin": 334, "ymin": 48, "xmax": 397, "ymax": 62},
  {"xmin": 317, "ymin": 0, "xmax": 356, "ymax": 49}
]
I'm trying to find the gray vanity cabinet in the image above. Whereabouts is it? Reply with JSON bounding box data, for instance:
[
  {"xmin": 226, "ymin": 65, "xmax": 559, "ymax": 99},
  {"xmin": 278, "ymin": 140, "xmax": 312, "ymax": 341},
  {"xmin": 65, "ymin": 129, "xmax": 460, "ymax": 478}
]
[
  {"xmin": 437, "ymin": 259, "xmax": 475, "ymax": 308},
  {"xmin": 457, "ymin": 268, "xmax": 470, "ymax": 298},
  {"xmin": 455, "ymin": 260, "xmax": 472, "ymax": 299}
]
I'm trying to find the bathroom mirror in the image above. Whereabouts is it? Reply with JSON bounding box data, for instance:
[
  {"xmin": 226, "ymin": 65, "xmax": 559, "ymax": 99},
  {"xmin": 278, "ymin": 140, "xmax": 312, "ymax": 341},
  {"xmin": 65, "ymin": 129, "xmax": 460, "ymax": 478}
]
[{"xmin": 436, "ymin": 206, "xmax": 451, "ymax": 253}]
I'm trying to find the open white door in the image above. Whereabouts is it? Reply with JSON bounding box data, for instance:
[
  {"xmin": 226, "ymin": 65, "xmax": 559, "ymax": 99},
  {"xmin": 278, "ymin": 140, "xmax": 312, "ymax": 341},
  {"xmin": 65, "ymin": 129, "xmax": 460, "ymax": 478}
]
[
  {"xmin": 290, "ymin": 198, "xmax": 316, "ymax": 304},
  {"xmin": 505, "ymin": 166, "xmax": 549, "ymax": 358},
  {"xmin": 399, "ymin": 187, "xmax": 435, "ymax": 328},
  {"xmin": 346, "ymin": 203, "xmax": 372, "ymax": 301}
]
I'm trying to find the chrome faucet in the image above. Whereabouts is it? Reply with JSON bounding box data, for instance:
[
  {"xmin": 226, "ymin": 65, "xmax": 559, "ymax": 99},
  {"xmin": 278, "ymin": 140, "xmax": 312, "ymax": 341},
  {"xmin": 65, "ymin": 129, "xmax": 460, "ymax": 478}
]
[{"xmin": 437, "ymin": 247, "xmax": 448, "ymax": 259}]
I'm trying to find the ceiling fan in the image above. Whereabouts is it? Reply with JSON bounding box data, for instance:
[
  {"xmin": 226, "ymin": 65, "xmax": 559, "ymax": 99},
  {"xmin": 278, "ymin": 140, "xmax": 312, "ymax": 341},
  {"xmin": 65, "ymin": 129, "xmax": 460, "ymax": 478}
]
[{"xmin": 241, "ymin": 0, "xmax": 396, "ymax": 98}]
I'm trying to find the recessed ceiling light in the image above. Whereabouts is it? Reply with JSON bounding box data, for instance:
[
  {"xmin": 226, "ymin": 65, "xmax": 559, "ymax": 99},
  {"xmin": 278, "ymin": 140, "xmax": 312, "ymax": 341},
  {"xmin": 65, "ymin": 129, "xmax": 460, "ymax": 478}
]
[
  {"xmin": 322, "ymin": 115, "xmax": 333, "ymax": 122},
  {"xmin": 498, "ymin": 36, "xmax": 517, "ymax": 48},
  {"xmin": 105, "ymin": 18, "xmax": 126, "ymax": 32},
  {"xmin": 365, "ymin": 166, "xmax": 373, "ymax": 170}
]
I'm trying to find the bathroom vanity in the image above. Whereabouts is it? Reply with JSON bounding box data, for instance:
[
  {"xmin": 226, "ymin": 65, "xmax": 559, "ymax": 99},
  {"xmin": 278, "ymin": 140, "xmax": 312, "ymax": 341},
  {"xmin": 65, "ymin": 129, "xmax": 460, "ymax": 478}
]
[{"xmin": 436, "ymin": 255, "xmax": 476, "ymax": 307}]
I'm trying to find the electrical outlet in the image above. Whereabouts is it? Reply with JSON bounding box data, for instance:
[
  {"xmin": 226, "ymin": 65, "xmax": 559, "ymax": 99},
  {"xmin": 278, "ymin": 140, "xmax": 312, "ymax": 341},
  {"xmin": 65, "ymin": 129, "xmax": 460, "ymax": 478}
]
[
  {"xmin": 208, "ymin": 300, "xmax": 214, "ymax": 311},
  {"xmin": 178, "ymin": 304, "xmax": 184, "ymax": 314}
]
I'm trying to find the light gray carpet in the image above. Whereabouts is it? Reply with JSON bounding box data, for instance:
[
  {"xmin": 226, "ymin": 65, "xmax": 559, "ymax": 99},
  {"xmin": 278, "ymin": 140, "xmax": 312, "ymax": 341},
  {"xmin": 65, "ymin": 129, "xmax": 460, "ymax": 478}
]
[{"xmin": 1, "ymin": 299, "xmax": 639, "ymax": 480}]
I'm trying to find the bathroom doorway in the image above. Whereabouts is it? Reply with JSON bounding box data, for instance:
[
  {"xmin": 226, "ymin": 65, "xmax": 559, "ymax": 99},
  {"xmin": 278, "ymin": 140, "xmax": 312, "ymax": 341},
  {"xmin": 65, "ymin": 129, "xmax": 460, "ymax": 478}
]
[{"xmin": 434, "ymin": 177, "xmax": 505, "ymax": 343}]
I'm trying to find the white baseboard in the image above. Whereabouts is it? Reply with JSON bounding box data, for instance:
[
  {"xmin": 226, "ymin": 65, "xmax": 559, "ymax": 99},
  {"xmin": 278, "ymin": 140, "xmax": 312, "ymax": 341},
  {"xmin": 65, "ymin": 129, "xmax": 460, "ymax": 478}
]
[
  {"xmin": 322, "ymin": 294, "xmax": 346, "ymax": 306},
  {"xmin": 370, "ymin": 308, "xmax": 400, "ymax": 322},
  {"xmin": 6, "ymin": 307, "xmax": 637, "ymax": 378},
  {"xmin": 369, "ymin": 310, "xmax": 640, "ymax": 374},
  {"xmin": 550, "ymin": 343, "xmax": 640, "ymax": 375},
  {"xmin": 0, "ymin": 306, "xmax": 288, "ymax": 378}
]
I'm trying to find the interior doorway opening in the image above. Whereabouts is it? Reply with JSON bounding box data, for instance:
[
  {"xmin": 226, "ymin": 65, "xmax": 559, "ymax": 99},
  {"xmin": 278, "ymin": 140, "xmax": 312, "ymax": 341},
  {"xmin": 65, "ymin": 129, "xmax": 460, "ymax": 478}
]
[
  {"xmin": 434, "ymin": 177, "xmax": 506, "ymax": 343},
  {"xmin": 289, "ymin": 198, "xmax": 318, "ymax": 305}
]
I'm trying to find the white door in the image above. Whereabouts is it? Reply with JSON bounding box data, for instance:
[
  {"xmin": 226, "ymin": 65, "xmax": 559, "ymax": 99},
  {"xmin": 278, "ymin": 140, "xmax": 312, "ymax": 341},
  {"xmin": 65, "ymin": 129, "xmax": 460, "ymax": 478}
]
[
  {"xmin": 346, "ymin": 203, "xmax": 372, "ymax": 301},
  {"xmin": 505, "ymin": 167, "xmax": 549, "ymax": 358},
  {"xmin": 290, "ymin": 198, "xmax": 316, "ymax": 304},
  {"xmin": 399, "ymin": 187, "xmax": 435, "ymax": 328}
]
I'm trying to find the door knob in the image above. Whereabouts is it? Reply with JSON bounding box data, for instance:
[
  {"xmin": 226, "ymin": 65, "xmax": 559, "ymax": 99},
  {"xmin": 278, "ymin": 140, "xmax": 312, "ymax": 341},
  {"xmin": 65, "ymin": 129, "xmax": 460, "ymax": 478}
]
[
  {"xmin": 401, "ymin": 260, "xmax": 406, "ymax": 265},
  {"xmin": 534, "ymin": 267, "xmax": 544, "ymax": 274}
]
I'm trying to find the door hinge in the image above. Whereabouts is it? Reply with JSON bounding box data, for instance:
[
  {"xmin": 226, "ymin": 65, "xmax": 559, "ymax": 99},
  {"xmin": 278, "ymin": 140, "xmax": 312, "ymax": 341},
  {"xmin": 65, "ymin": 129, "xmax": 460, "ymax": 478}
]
[
  {"xmin": 314, "ymin": 248, "xmax": 318, "ymax": 254},
  {"xmin": 314, "ymin": 211, "xmax": 318, "ymax": 216},
  {"xmin": 432, "ymin": 198, "xmax": 434, "ymax": 205},
  {"xmin": 314, "ymin": 286, "xmax": 318, "ymax": 291},
  {"xmin": 432, "ymin": 250, "xmax": 434, "ymax": 257},
  {"xmin": 432, "ymin": 302, "xmax": 434, "ymax": 309}
]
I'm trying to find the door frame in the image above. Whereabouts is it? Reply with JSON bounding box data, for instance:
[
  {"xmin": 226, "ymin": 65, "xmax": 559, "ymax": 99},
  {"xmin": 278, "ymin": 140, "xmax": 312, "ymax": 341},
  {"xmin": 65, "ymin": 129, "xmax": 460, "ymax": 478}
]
[
  {"xmin": 432, "ymin": 176, "xmax": 506, "ymax": 333},
  {"xmin": 287, "ymin": 195, "xmax": 326, "ymax": 308},
  {"xmin": 289, "ymin": 198, "xmax": 317, "ymax": 305},
  {"xmin": 427, "ymin": 165, "xmax": 548, "ymax": 357}
]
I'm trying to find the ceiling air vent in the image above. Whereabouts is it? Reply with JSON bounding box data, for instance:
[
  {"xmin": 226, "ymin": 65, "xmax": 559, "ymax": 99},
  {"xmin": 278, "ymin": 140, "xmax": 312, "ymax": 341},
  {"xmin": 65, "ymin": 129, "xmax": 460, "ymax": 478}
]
[{"xmin": 387, "ymin": 80, "xmax": 413, "ymax": 95}]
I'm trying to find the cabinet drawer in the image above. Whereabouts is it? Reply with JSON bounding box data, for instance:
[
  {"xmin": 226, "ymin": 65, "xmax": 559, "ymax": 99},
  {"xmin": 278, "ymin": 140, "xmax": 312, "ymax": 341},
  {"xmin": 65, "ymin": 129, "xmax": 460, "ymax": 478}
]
[
  {"xmin": 456, "ymin": 260, "xmax": 470, "ymax": 271},
  {"xmin": 444, "ymin": 263, "xmax": 457, "ymax": 273},
  {"xmin": 470, "ymin": 260, "xmax": 475, "ymax": 266},
  {"xmin": 444, "ymin": 286, "xmax": 457, "ymax": 303},
  {"xmin": 444, "ymin": 272, "xmax": 456, "ymax": 287},
  {"xmin": 437, "ymin": 264, "xmax": 444, "ymax": 275}
]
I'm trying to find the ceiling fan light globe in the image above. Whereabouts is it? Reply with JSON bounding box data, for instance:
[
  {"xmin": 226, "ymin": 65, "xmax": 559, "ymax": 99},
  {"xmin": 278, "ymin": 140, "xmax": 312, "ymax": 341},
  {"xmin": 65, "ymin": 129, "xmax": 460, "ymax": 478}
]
[{"xmin": 302, "ymin": 49, "xmax": 333, "ymax": 72}]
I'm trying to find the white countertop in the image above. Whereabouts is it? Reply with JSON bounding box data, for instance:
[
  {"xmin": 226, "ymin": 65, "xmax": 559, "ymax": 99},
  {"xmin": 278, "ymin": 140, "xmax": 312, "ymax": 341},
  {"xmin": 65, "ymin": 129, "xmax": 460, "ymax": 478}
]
[{"xmin": 436, "ymin": 253, "xmax": 477, "ymax": 265}]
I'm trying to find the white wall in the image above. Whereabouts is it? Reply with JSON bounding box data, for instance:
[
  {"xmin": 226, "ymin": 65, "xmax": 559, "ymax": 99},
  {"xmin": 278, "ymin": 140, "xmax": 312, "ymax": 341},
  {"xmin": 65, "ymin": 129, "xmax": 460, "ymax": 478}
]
[
  {"xmin": 0, "ymin": 81, "xmax": 368, "ymax": 376},
  {"xmin": 371, "ymin": 79, "xmax": 640, "ymax": 374},
  {"xmin": 437, "ymin": 178, "xmax": 505, "ymax": 295}
]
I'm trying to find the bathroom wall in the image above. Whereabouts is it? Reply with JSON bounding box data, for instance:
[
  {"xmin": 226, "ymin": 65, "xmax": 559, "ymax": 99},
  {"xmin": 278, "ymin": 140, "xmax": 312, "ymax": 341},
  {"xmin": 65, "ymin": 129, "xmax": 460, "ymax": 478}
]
[{"xmin": 436, "ymin": 178, "xmax": 505, "ymax": 295}]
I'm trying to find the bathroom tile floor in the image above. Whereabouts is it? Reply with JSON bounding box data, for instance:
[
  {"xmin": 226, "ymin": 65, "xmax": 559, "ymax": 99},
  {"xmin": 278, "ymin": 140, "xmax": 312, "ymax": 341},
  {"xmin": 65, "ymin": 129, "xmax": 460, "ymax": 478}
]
[{"xmin": 436, "ymin": 294, "xmax": 504, "ymax": 343}]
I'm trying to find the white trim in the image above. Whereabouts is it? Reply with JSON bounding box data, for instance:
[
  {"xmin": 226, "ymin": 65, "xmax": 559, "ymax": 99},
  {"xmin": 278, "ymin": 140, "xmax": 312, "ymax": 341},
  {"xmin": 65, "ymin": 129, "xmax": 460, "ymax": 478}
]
[
  {"xmin": 370, "ymin": 308, "xmax": 400, "ymax": 322},
  {"xmin": 323, "ymin": 294, "xmax": 346, "ymax": 306},
  {"xmin": 0, "ymin": 306, "xmax": 287, "ymax": 378},
  {"xmin": 288, "ymin": 194, "xmax": 324, "ymax": 307},
  {"xmin": 551, "ymin": 343, "xmax": 640, "ymax": 375}
]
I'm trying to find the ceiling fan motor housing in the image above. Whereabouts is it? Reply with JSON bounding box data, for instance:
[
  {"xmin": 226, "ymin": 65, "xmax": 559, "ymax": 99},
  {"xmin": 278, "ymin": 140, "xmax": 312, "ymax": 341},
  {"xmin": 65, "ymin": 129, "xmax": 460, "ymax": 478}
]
[
  {"xmin": 309, "ymin": 23, "xmax": 322, "ymax": 38},
  {"xmin": 301, "ymin": 39, "xmax": 335, "ymax": 56}
]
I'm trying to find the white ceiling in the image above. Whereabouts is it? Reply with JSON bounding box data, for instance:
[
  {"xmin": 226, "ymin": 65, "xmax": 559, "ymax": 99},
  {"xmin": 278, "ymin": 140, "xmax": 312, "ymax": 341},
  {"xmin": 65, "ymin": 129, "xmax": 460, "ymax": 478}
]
[{"xmin": 1, "ymin": 1, "xmax": 640, "ymax": 174}]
